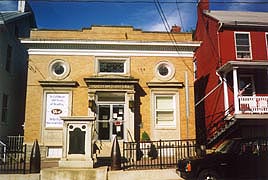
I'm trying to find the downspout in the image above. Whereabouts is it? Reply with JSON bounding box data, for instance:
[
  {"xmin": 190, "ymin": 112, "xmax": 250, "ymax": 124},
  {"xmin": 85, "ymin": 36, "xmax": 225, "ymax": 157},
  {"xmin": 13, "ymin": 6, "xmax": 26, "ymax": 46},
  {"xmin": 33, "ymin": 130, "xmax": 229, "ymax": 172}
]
[
  {"xmin": 217, "ymin": 22, "xmax": 223, "ymax": 67},
  {"xmin": 185, "ymin": 71, "xmax": 189, "ymax": 139},
  {"xmin": 217, "ymin": 22, "xmax": 230, "ymax": 115},
  {"xmin": 195, "ymin": 71, "xmax": 223, "ymax": 107}
]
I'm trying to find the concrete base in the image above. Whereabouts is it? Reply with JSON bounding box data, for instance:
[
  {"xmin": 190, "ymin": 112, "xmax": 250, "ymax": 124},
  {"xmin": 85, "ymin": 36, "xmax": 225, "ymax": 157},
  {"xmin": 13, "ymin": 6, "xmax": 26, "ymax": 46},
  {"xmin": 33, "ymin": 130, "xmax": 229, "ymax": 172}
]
[
  {"xmin": 58, "ymin": 159, "xmax": 93, "ymax": 168},
  {"xmin": 41, "ymin": 167, "xmax": 107, "ymax": 180}
]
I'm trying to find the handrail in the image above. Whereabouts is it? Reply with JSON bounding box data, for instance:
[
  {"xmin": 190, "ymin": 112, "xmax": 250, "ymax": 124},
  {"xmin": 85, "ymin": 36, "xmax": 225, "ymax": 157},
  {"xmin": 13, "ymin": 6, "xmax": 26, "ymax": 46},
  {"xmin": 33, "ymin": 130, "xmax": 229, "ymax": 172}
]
[{"xmin": 0, "ymin": 140, "xmax": 7, "ymax": 163}]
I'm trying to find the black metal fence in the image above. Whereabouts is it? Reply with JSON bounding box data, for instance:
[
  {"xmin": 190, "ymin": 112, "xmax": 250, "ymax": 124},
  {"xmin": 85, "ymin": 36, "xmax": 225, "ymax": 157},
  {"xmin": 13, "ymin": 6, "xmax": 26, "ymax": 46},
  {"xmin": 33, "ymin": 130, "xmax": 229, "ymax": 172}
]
[
  {"xmin": 0, "ymin": 144, "xmax": 27, "ymax": 174},
  {"xmin": 123, "ymin": 139, "xmax": 197, "ymax": 170}
]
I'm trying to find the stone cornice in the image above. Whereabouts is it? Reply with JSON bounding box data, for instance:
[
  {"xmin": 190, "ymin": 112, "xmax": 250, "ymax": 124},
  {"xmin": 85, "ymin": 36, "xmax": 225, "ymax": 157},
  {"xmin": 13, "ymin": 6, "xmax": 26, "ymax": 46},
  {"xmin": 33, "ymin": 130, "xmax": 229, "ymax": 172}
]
[{"xmin": 39, "ymin": 81, "xmax": 79, "ymax": 87}]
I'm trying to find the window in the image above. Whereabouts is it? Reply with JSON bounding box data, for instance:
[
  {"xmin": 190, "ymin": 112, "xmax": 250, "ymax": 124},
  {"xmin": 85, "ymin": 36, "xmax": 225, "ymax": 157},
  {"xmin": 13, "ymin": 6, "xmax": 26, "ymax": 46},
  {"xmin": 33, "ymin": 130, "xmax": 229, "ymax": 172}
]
[
  {"xmin": 6, "ymin": 45, "xmax": 12, "ymax": 72},
  {"xmin": 96, "ymin": 57, "xmax": 129, "ymax": 75},
  {"xmin": 1, "ymin": 94, "xmax": 8, "ymax": 122},
  {"xmin": 154, "ymin": 95, "xmax": 176, "ymax": 127},
  {"xmin": 235, "ymin": 32, "xmax": 251, "ymax": 59},
  {"xmin": 155, "ymin": 61, "xmax": 175, "ymax": 81},
  {"xmin": 48, "ymin": 59, "xmax": 70, "ymax": 80}
]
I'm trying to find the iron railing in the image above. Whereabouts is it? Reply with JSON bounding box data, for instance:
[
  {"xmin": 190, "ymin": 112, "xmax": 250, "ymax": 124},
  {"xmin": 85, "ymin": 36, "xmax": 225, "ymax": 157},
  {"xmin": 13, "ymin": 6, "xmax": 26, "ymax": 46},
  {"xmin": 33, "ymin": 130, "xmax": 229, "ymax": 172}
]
[
  {"xmin": 0, "ymin": 144, "xmax": 27, "ymax": 174},
  {"xmin": 123, "ymin": 139, "xmax": 197, "ymax": 170}
]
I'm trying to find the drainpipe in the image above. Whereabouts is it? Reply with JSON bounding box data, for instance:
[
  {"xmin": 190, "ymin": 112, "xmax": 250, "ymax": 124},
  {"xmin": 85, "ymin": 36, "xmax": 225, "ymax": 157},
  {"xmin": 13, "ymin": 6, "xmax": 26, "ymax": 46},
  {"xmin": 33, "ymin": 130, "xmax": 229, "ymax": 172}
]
[
  {"xmin": 217, "ymin": 22, "xmax": 223, "ymax": 67},
  {"xmin": 195, "ymin": 71, "xmax": 223, "ymax": 107},
  {"xmin": 185, "ymin": 71, "xmax": 189, "ymax": 139}
]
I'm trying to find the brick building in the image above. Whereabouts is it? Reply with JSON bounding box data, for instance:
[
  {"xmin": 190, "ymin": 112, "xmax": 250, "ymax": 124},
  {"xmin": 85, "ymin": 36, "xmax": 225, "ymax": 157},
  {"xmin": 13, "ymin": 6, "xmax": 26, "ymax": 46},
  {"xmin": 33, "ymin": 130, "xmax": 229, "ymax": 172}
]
[
  {"xmin": 194, "ymin": 0, "xmax": 268, "ymax": 147},
  {"xmin": 21, "ymin": 25, "xmax": 199, "ymax": 161}
]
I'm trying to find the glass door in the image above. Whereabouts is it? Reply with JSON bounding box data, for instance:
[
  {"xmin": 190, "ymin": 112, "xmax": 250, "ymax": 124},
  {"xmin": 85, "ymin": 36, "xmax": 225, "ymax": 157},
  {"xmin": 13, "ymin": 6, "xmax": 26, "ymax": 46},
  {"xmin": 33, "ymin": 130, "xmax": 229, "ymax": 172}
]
[{"xmin": 97, "ymin": 104, "xmax": 125, "ymax": 140}]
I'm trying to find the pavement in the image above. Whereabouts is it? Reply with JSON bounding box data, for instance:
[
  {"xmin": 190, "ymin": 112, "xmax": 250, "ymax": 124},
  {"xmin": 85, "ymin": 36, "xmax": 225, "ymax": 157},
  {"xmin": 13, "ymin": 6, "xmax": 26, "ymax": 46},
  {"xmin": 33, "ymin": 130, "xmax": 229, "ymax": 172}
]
[{"xmin": 108, "ymin": 168, "xmax": 184, "ymax": 180}]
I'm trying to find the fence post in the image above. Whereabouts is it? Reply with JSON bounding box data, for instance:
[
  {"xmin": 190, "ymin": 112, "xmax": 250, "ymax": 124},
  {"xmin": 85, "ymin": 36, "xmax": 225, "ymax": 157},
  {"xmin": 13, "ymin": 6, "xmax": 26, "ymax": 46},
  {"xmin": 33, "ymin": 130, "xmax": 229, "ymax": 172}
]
[
  {"xmin": 30, "ymin": 139, "xmax": 40, "ymax": 173},
  {"xmin": 110, "ymin": 135, "xmax": 122, "ymax": 170},
  {"xmin": 187, "ymin": 141, "xmax": 190, "ymax": 157},
  {"xmin": 159, "ymin": 139, "xmax": 162, "ymax": 169}
]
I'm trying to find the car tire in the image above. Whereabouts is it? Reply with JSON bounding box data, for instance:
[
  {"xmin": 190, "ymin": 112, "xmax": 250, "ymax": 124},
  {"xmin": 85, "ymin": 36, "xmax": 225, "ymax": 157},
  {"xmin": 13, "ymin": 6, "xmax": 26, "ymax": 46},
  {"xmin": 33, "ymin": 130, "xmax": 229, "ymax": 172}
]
[{"xmin": 197, "ymin": 169, "xmax": 220, "ymax": 180}]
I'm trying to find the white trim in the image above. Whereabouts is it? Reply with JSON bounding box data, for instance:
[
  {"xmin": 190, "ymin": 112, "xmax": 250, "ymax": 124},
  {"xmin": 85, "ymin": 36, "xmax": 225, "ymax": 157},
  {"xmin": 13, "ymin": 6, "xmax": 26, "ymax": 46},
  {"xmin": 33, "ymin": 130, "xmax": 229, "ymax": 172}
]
[
  {"xmin": 95, "ymin": 57, "xmax": 130, "ymax": 75},
  {"xmin": 155, "ymin": 61, "xmax": 175, "ymax": 81},
  {"xmin": 27, "ymin": 49, "xmax": 194, "ymax": 57},
  {"xmin": 234, "ymin": 32, "xmax": 252, "ymax": 60},
  {"xmin": 21, "ymin": 39, "xmax": 200, "ymax": 47}
]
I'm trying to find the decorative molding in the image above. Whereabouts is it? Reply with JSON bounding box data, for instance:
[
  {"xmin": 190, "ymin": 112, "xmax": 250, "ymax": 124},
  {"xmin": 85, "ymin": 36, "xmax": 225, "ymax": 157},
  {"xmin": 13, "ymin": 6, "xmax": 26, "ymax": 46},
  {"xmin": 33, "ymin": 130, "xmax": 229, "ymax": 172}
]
[
  {"xmin": 39, "ymin": 81, "xmax": 79, "ymax": 87},
  {"xmin": 84, "ymin": 76, "xmax": 139, "ymax": 90},
  {"xmin": 147, "ymin": 81, "xmax": 184, "ymax": 88},
  {"xmin": 21, "ymin": 39, "xmax": 200, "ymax": 57}
]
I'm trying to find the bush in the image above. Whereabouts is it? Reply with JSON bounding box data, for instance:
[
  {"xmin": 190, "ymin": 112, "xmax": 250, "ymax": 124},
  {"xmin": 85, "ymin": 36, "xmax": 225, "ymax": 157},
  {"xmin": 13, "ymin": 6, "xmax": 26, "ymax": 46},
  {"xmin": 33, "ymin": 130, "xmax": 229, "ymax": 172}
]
[{"xmin": 141, "ymin": 131, "xmax": 150, "ymax": 141}]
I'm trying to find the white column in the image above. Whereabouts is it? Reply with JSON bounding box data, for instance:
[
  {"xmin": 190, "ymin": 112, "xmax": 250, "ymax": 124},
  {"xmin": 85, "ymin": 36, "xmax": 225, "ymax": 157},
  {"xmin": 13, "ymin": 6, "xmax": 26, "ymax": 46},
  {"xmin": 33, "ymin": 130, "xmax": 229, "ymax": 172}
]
[
  {"xmin": 223, "ymin": 74, "xmax": 229, "ymax": 115},
  {"xmin": 18, "ymin": 0, "xmax": 25, "ymax": 12},
  {"xmin": 233, "ymin": 67, "xmax": 239, "ymax": 114}
]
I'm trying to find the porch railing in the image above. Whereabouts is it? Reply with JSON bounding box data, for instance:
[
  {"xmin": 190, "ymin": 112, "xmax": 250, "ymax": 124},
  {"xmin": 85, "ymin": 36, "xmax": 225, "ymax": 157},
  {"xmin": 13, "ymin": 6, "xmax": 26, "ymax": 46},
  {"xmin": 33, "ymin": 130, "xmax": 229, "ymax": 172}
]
[
  {"xmin": 239, "ymin": 96, "xmax": 268, "ymax": 113},
  {"xmin": 123, "ymin": 139, "xmax": 197, "ymax": 170}
]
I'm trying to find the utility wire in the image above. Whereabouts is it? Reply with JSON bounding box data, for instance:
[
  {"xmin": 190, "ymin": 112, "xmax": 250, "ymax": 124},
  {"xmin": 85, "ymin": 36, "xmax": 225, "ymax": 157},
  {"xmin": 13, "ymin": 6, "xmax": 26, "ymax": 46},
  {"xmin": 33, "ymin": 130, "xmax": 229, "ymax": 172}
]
[
  {"xmin": 154, "ymin": 0, "xmax": 194, "ymax": 73},
  {"xmin": 22, "ymin": 0, "xmax": 268, "ymax": 3},
  {"xmin": 176, "ymin": 0, "xmax": 185, "ymax": 32}
]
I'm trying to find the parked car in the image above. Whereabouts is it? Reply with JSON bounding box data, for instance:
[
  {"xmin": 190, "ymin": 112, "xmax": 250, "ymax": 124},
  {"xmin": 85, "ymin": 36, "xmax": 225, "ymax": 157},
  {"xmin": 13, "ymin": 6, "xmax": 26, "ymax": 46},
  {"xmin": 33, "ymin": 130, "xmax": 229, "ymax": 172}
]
[{"xmin": 176, "ymin": 138, "xmax": 268, "ymax": 180}]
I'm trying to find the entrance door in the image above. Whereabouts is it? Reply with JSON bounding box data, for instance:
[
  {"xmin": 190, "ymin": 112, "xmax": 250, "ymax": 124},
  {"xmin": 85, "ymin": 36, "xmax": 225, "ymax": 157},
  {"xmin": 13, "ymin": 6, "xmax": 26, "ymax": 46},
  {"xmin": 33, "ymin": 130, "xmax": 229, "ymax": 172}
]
[{"xmin": 96, "ymin": 92, "xmax": 126, "ymax": 141}]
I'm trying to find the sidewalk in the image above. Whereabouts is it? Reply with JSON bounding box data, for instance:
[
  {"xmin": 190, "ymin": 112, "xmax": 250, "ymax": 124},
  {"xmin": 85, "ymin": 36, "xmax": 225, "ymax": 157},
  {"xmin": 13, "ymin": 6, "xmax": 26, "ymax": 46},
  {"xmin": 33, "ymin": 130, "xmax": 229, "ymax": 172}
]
[
  {"xmin": 0, "ymin": 167, "xmax": 184, "ymax": 180},
  {"xmin": 108, "ymin": 168, "xmax": 184, "ymax": 180}
]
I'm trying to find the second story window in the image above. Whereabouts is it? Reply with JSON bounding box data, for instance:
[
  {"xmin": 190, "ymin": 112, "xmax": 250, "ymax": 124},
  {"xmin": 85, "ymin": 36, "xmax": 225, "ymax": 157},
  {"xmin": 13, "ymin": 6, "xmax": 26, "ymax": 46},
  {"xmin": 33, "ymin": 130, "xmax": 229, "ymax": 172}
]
[
  {"xmin": 6, "ymin": 45, "xmax": 12, "ymax": 72},
  {"xmin": 1, "ymin": 94, "xmax": 8, "ymax": 123},
  {"xmin": 96, "ymin": 57, "xmax": 129, "ymax": 75},
  {"xmin": 235, "ymin": 32, "xmax": 251, "ymax": 59}
]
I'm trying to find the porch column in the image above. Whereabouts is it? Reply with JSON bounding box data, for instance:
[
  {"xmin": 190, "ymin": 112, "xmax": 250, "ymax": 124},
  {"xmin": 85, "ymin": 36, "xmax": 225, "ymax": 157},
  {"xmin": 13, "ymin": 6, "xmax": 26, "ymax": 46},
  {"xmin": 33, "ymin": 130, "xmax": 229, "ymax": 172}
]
[
  {"xmin": 223, "ymin": 73, "xmax": 229, "ymax": 115},
  {"xmin": 233, "ymin": 67, "xmax": 239, "ymax": 114}
]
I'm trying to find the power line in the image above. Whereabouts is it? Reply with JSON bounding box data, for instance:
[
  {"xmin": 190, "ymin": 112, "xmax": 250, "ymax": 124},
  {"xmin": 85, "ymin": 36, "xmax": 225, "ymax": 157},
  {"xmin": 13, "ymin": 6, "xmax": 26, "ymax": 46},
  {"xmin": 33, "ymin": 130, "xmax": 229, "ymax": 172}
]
[
  {"xmin": 21, "ymin": 0, "xmax": 268, "ymax": 4},
  {"xmin": 154, "ymin": 0, "xmax": 194, "ymax": 73},
  {"xmin": 176, "ymin": 0, "xmax": 185, "ymax": 32}
]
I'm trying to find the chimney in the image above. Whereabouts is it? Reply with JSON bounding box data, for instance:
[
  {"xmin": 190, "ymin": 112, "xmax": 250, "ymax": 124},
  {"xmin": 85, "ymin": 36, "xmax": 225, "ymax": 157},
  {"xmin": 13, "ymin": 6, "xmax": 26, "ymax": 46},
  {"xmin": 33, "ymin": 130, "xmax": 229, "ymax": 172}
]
[
  {"xmin": 171, "ymin": 25, "xmax": 181, "ymax": 33},
  {"xmin": 18, "ymin": 0, "xmax": 26, "ymax": 12},
  {"xmin": 198, "ymin": 0, "xmax": 209, "ymax": 11}
]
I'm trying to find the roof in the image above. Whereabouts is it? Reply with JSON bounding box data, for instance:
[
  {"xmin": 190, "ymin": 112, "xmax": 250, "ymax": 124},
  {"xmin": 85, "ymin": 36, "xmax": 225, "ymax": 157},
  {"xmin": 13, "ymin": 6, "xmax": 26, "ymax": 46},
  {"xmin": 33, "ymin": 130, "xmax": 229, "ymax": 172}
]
[
  {"xmin": 204, "ymin": 10, "xmax": 268, "ymax": 27},
  {"xmin": 0, "ymin": 11, "xmax": 31, "ymax": 25}
]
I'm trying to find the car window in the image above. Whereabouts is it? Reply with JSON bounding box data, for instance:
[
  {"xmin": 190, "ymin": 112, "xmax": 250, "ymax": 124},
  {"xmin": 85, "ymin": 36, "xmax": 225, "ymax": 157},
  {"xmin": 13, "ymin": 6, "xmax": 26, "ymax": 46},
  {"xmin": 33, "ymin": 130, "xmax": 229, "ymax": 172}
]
[{"xmin": 215, "ymin": 140, "xmax": 236, "ymax": 153}]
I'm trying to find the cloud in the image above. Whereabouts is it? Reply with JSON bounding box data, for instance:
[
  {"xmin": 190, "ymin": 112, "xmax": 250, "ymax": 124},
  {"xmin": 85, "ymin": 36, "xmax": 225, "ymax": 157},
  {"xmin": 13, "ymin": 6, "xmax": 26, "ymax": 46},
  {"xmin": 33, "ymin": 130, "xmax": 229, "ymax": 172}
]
[
  {"xmin": 140, "ymin": 1, "xmax": 196, "ymax": 32},
  {"xmin": 0, "ymin": 1, "xmax": 18, "ymax": 11}
]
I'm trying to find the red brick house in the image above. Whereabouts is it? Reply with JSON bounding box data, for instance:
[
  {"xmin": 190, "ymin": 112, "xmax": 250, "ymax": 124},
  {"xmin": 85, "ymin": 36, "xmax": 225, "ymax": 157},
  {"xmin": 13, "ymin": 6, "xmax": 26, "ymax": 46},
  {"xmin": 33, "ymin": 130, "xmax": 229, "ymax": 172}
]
[{"xmin": 194, "ymin": 0, "xmax": 268, "ymax": 147}]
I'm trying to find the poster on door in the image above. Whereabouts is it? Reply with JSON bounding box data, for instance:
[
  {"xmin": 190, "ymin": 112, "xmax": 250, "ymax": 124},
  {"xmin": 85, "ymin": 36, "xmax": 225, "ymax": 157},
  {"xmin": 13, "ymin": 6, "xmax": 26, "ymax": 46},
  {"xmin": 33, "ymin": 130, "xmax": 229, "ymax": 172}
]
[{"xmin": 45, "ymin": 93, "xmax": 69, "ymax": 128}]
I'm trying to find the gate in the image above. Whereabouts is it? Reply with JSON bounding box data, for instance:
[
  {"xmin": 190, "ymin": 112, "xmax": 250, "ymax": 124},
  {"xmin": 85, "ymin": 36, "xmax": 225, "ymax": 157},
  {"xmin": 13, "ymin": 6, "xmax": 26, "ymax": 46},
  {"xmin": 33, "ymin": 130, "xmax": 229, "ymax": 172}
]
[{"xmin": 123, "ymin": 139, "xmax": 197, "ymax": 170}]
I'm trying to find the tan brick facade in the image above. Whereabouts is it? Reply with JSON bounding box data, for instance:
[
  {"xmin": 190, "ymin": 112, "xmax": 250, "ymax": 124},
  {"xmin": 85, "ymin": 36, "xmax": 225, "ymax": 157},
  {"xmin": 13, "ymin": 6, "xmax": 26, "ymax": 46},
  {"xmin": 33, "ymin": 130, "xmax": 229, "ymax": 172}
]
[{"xmin": 22, "ymin": 26, "xmax": 199, "ymax": 158}]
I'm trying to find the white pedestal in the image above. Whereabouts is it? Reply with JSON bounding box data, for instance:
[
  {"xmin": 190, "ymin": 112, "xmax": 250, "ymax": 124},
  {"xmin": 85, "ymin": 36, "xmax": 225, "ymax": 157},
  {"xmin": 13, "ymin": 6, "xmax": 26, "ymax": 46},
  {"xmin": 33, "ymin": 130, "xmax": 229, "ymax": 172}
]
[{"xmin": 59, "ymin": 116, "xmax": 95, "ymax": 168}]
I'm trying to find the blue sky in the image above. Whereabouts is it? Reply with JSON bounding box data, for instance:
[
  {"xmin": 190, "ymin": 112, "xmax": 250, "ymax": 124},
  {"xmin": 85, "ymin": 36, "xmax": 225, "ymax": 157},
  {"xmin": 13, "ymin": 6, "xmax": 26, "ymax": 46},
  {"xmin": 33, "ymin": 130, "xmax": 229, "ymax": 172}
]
[{"xmin": 1, "ymin": 0, "xmax": 268, "ymax": 32}]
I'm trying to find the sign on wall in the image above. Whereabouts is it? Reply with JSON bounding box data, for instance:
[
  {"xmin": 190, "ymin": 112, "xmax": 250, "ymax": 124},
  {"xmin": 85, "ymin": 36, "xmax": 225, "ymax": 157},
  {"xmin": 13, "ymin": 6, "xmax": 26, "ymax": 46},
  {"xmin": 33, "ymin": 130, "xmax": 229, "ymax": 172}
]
[{"xmin": 45, "ymin": 93, "xmax": 69, "ymax": 128}]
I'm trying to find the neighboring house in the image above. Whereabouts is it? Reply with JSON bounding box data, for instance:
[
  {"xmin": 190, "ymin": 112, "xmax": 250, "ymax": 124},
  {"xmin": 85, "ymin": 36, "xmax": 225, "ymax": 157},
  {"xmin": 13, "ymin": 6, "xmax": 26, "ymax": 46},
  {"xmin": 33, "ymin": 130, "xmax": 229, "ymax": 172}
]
[
  {"xmin": 21, "ymin": 25, "xmax": 199, "ymax": 161},
  {"xmin": 0, "ymin": 2, "xmax": 36, "ymax": 138},
  {"xmin": 194, "ymin": 0, "xmax": 268, "ymax": 147}
]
